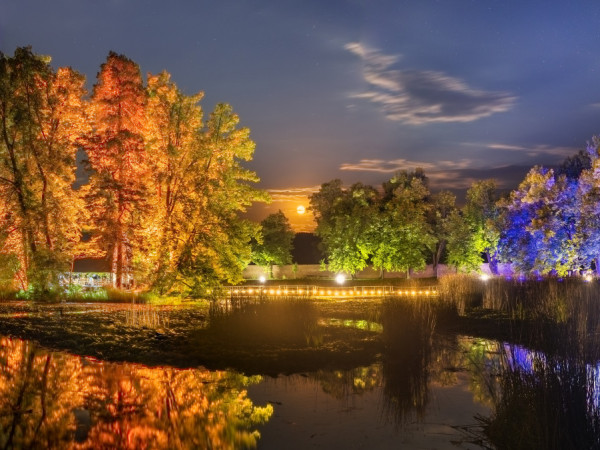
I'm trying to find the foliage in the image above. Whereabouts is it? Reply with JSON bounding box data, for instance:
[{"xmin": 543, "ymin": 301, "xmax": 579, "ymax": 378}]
[
  {"xmin": 252, "ymin": 210, "xmax": 294, "ymax": 271},
  {"xmin": 310, "ymin": 180, "xmax": 375, "ymax": 275},
  {"xmin": 0, "ymin": 47, "xmax": 266, "ymax": 296},
  {"xmin": 370, "ymin": 172, "xmax": 434, "ymax": 276},
  {"xmin": 498, "ymin": 167, "xmax": 582, "ymax": 275},
  {"xmin": 83, "ymin": 51, "xmax": 149, "ymax": 289},
  {"xmin": 445, "ymin": 210, "xmax": 483, "ymax": 273},
  {"xmin": 464, "ymin": 179, "xmax": 502, "ymax": 273},
  {"xmin": 0, "ymin": 47, "xmax": 87, "ymax": 292},
  {"xmin": 427, "ymin": 190, "xmax": 457, "ymax": 272}
]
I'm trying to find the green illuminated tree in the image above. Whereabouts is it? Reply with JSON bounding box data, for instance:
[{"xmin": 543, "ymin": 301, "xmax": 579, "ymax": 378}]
[
  {"xmin": 310, "ymin": 180, "xmax": 376, "ymax": 276},
  {"xmin": 157, "ymin": 103, "xmax": 266, "ymax": 295},
  {"xmin": 445, "ymin": 210, "xmax": 482, "ymax": 272},
  {"xmin": 252, "ymin": 211, "xmax": 294, "ymax": 277},
  {"xmin": 370, "ymin": 172, "xmax": 434, "ymax": 278},
  {"xmin": 427, "ymin": 190, "xmax": 457, "ymax": 276},
  {"xmin": 464, "ymin": 180, "xmax": 502, "ymax": 274}
]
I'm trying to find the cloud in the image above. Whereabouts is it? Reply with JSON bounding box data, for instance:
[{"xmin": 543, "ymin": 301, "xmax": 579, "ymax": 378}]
[
  {"xmin": 474, "ymin": 142, "xmax": 577, "ymax": 158},
  {"xmin": 339, "ymin": 158, "xmax": 473, "ymax": 173},
  {"xmin": 266, "ymin": 186, "xmax": 321, "ymax": 202},
  {"xmin": 345, "ymin": 42, "xmax": 516, "ymax": 125},
  {"xmin": 338, "ymin": 157, "xmax": 531, "ymax": 191}
]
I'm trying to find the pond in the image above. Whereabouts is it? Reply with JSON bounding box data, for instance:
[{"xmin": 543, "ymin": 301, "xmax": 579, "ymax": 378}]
[{"xmin": 0, "ymin": 298, "xmax": 598, "ymax": 449}]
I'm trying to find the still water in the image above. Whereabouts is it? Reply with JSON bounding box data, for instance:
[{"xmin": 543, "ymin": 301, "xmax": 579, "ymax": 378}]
[{"xmin": 0, "ymin": 299, "xmax": 598, "ymax": 449}]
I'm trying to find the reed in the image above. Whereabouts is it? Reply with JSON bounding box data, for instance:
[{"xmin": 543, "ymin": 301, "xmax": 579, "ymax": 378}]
[{"xmin": 437, "ymin": 274, "xmax": 485, "ymax": 314}]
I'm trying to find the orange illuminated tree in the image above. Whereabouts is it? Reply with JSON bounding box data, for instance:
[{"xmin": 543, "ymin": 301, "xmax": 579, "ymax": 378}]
[
  {"xmin": 83, "ymin": 52, "xmax": 150, "ymax": 289},
  {"xmin": 0, "ymin": 47, "xmax": 87, "ymax": 292}
]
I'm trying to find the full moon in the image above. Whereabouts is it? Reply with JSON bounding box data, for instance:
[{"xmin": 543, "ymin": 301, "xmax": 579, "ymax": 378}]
[{"xmin": 297, "ymin": 205, "xmax": 306, "ymax": 215}]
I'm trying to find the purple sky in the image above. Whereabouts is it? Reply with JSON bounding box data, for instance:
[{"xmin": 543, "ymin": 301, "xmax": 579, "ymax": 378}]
[{"xmin": 4, "ymin": 0, "xmax": 600, "ymax": 230}]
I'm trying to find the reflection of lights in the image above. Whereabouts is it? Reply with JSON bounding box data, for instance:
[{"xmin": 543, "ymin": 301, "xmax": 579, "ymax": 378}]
[
  {"xmin": 284, "ymin": 289, "xmax": 288, "ymax": 294},
  {"xmin": 425, "ymin": 290, "xmax": 429, "ymax": 295},
  {"xmin": 335, "ymin": 274, "xmax": 345, "ymax": 284},
  {"xmin": 248, "ymin": 289, "xmax": 253, "ymax": 294},
  {"xmin": 276, "ymin": 290, "xmax": 281, "ymax": 295},
  {"xmin": 480, "ymin": 273, "xmax": 490, "ymax": 281},
  {"xmin": 327, "ymin": 290, "xmax": 332, "ymax": 295},
  {"xmin": 370, "ymin": 290, "xmax": 375, "ymax": 295},
  {"xmin": 377, "ymin": 290, "xmax": 382, "ymax": 295},
  {"xmin": 259, "ymin": 275, "xmax": 266, "ymax": 283},
  {"xmin": 411, "ymin": 290, "xmax": 416, "ymax": 295},
  {"xmin": 319, "ymin": 290, "xmax": 324, "ymax": 295},
  {"xmin": 269, "ymin": 289, "xmax": 275, "ymax": 295},
  {"xmin": 299, "ymin": 289, "xmax": 303, "ymax": 294}
]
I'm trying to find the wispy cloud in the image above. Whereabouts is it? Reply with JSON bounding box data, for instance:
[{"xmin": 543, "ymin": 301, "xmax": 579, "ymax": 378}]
[
  {"xmin": 338, "ymin": 157, "xmax": 528, "ymax": 190},
  {"xmin": 340, "ymin": 158, "xmax": 473, "ymax": 173},
  {"xmin": 472, "ymin": 142, "xmax": 577, "ymax": 157},
  {"xmin": 266, "ymin": 186, "xmax": 321, "ymax": 202},
  {"xmin": 345, "ymin": 42, "xmax": 516, "ymax": 125}
]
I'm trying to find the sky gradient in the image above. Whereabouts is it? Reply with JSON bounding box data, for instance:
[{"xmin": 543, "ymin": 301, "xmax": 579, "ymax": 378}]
[{"xmin": 3, "ymin": 0, "xmax": 600, "ymax": 230}]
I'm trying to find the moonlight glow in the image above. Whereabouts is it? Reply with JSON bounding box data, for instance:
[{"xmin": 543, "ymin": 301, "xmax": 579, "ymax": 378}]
[{"xmin": 297, "ymin": 205, "xmax": 306, "ymax": 215}]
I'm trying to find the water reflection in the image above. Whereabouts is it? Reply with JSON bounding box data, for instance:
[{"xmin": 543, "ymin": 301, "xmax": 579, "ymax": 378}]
[
  {"xmin": 5, "ymin": 296, "xmax": 600, "ymax": 448},
  {"xmin": 477, "ymin": 342, "xmax": 600, "ymax": 450},
  {"xmin": 0, "ymin": 337, "xmax": 272, "ymax": 449}
]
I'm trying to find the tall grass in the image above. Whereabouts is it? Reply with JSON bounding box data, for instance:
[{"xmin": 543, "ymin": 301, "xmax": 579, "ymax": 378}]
[
  {"xmin": 437, "ymin": 274, "xmax": 485, "ymax": 314},
  {"xmin": 477, "ymin": 345, "xmax": 600, "ymax": 450}
]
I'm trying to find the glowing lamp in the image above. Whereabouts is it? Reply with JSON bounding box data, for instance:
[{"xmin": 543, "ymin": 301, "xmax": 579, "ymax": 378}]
[
  {"xmin": 259, "ymin": 275, "xmax": 266, "ymax": 283},
  {"xmin": 335, "ymin": 274, "xmax": 345, "ymax": 284},
  {"xmin": 480, "ymin": 274, "xmax": 490, "ymax": 282}
]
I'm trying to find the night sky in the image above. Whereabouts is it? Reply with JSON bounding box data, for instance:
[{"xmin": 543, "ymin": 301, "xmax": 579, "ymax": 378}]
[{"xmin": 3, "ymin": 0, "xmax": 600, "ymax": 230}]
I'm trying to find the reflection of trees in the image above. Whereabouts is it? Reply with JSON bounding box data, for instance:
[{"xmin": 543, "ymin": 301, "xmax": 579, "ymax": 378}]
[
  {"xmin": 208, "ymin": 299, "xmax": 321, "ymax": 347},
  {"xmin": 313, "ymin": 365, "xmax": 381, "ymax": 400},
  {"xmin": 0, "ymin": 337, "xmax": 84, "ymax": 448},
  {"xmin": 0, "ymin": 337, "xmax": 273, "ymax": 449},
  {"xmin": 380, "ymin": 299, "xmax": 437, "ymax": 424}
]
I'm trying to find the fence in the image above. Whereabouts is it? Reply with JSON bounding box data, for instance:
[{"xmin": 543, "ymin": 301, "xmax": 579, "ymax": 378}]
[{"xmin": 224, "ymin": 285, "xmax": 438, "ymax": 298}]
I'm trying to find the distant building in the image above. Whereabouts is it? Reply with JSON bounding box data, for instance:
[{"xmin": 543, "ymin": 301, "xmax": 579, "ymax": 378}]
[{"xmin": 66, "ymin": 257, "xmax": 112, "ymax": 287}]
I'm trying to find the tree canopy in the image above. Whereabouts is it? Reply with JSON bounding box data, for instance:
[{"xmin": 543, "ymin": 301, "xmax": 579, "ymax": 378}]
[{"xmin": 0, "ymin": 47, "xmax": 266, "ymax": 296}]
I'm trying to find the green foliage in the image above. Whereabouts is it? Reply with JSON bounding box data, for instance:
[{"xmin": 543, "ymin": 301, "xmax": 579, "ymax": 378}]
[
  {"xmin": 464, "ymin": 179, "xmax": 501, "ymax": 272},
  {"xmin": 370, "ymin": 173, "xmax": 434, "ymax": 275},
  {"xmin": 27, "ymin": 249, "xmax": 70, "ymax": 301},
  {"xmin": 446, "ymin": 210, "xmax": 483, "ymax": 273},
  {"xmin": 310, "ymin": 180, "xmax": 376, "ymax": 275},
  {"xmin": 427, "ymin": 190, "xmax": 457, "ymax": 270},
  {"xmin": 252, "ymin": 210, "xmax": 294, "ymax": 269}
]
